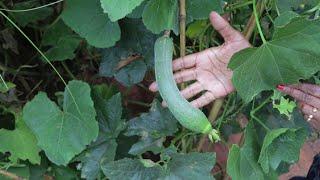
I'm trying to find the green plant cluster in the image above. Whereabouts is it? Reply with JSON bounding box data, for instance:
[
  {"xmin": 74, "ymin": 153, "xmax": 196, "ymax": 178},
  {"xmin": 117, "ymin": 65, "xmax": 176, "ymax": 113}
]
[{"xmin": 0, "ymin": 0, "xmax": 319, "ymax": 179}]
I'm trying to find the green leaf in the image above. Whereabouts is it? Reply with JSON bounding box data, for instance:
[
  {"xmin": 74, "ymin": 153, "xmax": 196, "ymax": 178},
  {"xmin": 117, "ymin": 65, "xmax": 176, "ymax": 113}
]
[
  {"xmin": 165, "ymin": 152, "xmax": 216, "ymax": 180},
  {"xmin": 229, "ymin": 17, "xmax": 320, "ymax": 102},
  {"xmin": 23, "ymin": 80, "xmax": 98, "ymax": 165},
  {"xmin": 273, "ymin": 97, "xmax": 296, "ymax": 118},
  {"xmin": 80, "ymin": 88, "xmax": 124, "ymax": 179},
  {"xmin": 227, "ymin": 123, "xmax": 277, "ymax": 180},
  {"xmin": 126, "ymin": 100, "xmax": 178, "ymax": 137},
  {"xmin": 127, "ymin": 1, "xmax": 148, "ymax": 18},
  {"xmin": 100, "ymin": 0, "xmax": 145, "ymax": 21},
  {"xmin": 274, "ymin": 11, "xmax": 299, "ymax": 27},
  {"xmin": 11, "ymin": 0, "xmax": 53, "ymax": 27},
  {"xmin": 42, "ymin": 20, "xmax": 81, "ymax": 61},
  {"xmin": 0, "ymin": 112, "xmax": 40, "ymax": 164},
  {"xmin": 101, "ymin": 158, "xmax": 164, "ymax": 180},
  {"xmin": 80, "ymin": 140, "xmax": 117, "ymax": 180},
  {"xmin": 99, "ymin": 19, "xmax": 157, "ymax": 86},
  {"xmin": 62, "ymin": 0, "xmax": 120, "ymax": 48},
  {"xmin": 186, "ymin": 0, "xmax": 222, "ymax": 21},
  {"xmin": 258, "ymin": 128, "xmax": 307, "ymax": 173},
  {"xmin": 128, "ymin": 137, "xmax": 164, "ymax": 155},
  {"xmin": 0, "ymin": 82, "xmax": 15, "ymax": 93},
  {"xmin": 125, "ymin": 100, "xmax": 177, "ymax": 155},
  {"xmin": 276, "ymin": 0, "xmax": 317, "ymax": 13},
  {"xmin": 186, "ymin": 20, "xmax": 208, "ymax": 39},
  {"xmin": 115, "ymin": 61, "xmax": 147, "ymax": 87},
  {"xmin": 142, "ymin": 0, "xmax": 178, "ymax": 34}
]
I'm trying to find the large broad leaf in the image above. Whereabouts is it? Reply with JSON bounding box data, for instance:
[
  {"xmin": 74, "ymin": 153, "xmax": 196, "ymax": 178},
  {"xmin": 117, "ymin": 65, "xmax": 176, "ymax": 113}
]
[
  {"xmin": 23, "ymin": 80, "xmax": 99, "ymax": 165},
  {"xmin": 101, "ymin": 158, "xmax": 164, "ymax": 180},
  {"xmin": 258, "ymin": 128, "xmax": 307, "ymax": 173},
  {"xmin": 100, "ymin": 0, "xmax": 145, "ymax": 21},
  {"xmin": 186, "ymin": 0, "xmax": 222, "ymax": 21},
  {"xmin": 101, "ymin": 152, "xmax": 215, "ymax": 180},
  {"xmin": 142, "ymin": 0, "xmax": 178, "ymax": 34},
  {"xmin": 62, "ymin": 0, "xmax": 120, "ymax": 48},
  {"xmin": 227, "ymin": 123, "xmax": 277, "ymax": 180},
  {"xmin": 11, "ymin": 0, "xmax": 53, "ymax": 27},
  {"xmin": 229, "ymin": 17, "xmax": 320, "ymax": 102},
  {"xmin": 0, "ymin": 112, "xmax": 40, "ymax": 164},
  {"xmin": 80, "ymin": 88, "xmax": 125, "ymax": 180},
  {"xmin": 125, "ymin": 100, "xmax": 178, "ymax": 155},
  {"xmin": 99, "ymin": 19, "xmax": 157, "ymax": 86},
  {"xmin": 42, "ymin": 20, "xmax": 81, "ymax": 61},
  {"xmin": 165, "ymin": 152, "xmax": 216, "ymax": 180}
]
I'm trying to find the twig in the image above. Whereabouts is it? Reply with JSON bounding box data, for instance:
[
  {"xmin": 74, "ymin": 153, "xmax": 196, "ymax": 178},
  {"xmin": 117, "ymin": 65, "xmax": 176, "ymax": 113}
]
[
  {"xmin": 179, "ymin": 0, "xmax": 186, "ymax": 89},
  {"xmin": 0, "ymin": 169, "xmax": 24, "ymax": 180},
  {"xmin": 116, "ymin": 55, "xmax": 142, "ymax": 70},
  {"xmin": 197, "ymin": 0, "xmax": 265, "ymax": 151}
]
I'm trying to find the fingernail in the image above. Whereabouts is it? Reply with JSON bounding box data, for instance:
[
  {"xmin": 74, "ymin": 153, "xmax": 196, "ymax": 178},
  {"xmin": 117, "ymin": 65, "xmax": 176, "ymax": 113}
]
[{"xmin": 277, "ymin": 85, "xmax": 285, "ymax": 91}]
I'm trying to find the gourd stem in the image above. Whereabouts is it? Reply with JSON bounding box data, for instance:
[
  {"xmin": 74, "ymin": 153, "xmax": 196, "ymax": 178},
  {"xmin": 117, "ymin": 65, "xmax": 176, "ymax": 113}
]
[{"xmin": 253, "ymin": 0, "xmax": 266, "ymax": 43}]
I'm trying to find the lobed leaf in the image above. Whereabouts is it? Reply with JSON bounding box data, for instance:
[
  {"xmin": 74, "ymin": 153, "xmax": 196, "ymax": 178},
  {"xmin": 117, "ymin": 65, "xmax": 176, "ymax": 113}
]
[
  {"xmin": 100, "ymin": 0, "xmax": 145, "ymax": 21},
  {"xmin": 62, "ymin": 0, "xmax": 120, "ymax": 48},
  {"xmin": 23, "ymin": 80, "xmax": 99, "ymax": 165},
  {"xmin": 229, "ymin": 17, "xmax": 320, "ymax": 102}
]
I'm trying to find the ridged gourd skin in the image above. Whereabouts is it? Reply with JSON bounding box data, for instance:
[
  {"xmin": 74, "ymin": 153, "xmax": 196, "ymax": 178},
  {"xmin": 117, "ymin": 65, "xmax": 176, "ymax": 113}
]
[{"xmin": 154, "ymin": 36, "xmax": 219, "ymax": 140}]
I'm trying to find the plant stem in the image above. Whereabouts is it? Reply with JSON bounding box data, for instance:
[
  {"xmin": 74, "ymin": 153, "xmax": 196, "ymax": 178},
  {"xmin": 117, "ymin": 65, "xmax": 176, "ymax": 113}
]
[
  {"xmin": 253, "ymin": 0, "xmax": 266, "ymax": 43},
  {"xmin": 179, "ymin": 0, "xmax": 187, "ymax": 89},
  {"xmin": 0, "ymin": 0, "xmax": 63, "ymax": 12},
  {"xmin": 0, "ymin": 74, "xmax": 8, "ymax": 90},
  {"xmin": 0, "ymin": 169, "xmax": 24, "ymax": 180},
  {"xmin": 226, "ymin": 1, "xmax": 253, "ymax": 11},
  {"xmin": 61, "ymin": 62, "xmax": 76, "ymax": 80},
  {"xmin": 0, "ymin": 11, "xmax": 82, "ymax": 116}
]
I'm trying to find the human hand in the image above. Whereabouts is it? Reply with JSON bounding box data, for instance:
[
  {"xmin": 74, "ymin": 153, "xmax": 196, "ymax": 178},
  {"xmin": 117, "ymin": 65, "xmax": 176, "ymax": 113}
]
[
  {"xmin": 149, "ymin": 12, "xmax": 251, "ymax": 108},
  {"xmin": 277, "ymin": 84, "xmax": 320, "ymax": 129}
]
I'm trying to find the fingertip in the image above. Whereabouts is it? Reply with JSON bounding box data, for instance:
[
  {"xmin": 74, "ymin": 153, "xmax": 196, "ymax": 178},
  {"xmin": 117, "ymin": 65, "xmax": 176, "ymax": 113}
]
[{"xmin": 149, "ymin": 83, "xmax": 158, "ymax": 92}]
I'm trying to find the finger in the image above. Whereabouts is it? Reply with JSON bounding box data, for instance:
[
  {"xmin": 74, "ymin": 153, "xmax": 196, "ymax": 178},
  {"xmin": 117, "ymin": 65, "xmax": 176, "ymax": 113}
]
[
  {"xmin": 278, "ymin": 85, "xmax": 320, "ymax": 108},
  {"xmin": 304, "ymin": 115, "xmax": 320, "ymax": 131},
  {"xmin": 173, "ymin": 68, "xmax": 197, "ymax": 84},
  {"xmin": 149, "ymin": 82, "xmax": 158, "ymax": 92},
  {"xmin": 172, "ymin": 54, "xmax": 197, "ymax": 71},
  {"xmin": 288, "ymin": 83, "xmax": 320, "ymax": 98},
  {"xmin": 180, "ymin": 82, "xmax": 204, "ymax": 99},
  {"xmin": 191, "ymin": 92, "xmax": 216, "ymax": 108},
  {"xmin": 209, "ymin": 11, "xmax": 244, "ymax": 42},
  {"xmin": 299, "ymin": 103, "xmax": 320, "ymax": 120}
]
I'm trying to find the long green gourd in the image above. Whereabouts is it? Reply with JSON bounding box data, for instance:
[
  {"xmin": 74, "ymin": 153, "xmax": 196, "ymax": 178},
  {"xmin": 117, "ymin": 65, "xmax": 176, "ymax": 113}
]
[{"xmin": 154, "ymin": 36, "xmax": 220, "ymax": 142}]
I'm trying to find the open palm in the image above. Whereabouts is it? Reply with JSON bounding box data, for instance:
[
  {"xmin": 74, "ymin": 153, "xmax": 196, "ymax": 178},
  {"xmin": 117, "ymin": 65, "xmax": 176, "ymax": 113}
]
[{"xmin": 149, "ymin": 12, "xmax": 251, "ymax": 108}]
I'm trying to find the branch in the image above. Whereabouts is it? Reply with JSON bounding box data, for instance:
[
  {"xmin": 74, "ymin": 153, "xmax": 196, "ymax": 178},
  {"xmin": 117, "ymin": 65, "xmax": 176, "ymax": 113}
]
[
  {"xmin": 116, "ymin": 55, "xmax": 142, "ymax": 70},
  {"xmin": 179, "ymin": 0, "xmax": 186, "ymax": 89}
]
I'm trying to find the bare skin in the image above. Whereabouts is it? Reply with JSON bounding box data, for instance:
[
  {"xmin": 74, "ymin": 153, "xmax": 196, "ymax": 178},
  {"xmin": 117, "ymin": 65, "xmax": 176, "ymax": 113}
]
[
  {"xmin": 278, "ymin": 84, "xmax": 320, "ymax": 129},
  {"xmin": 149, "ymin": 12, "xmax": 251, "ymax": 108},
  {"xmin": 149, "ymin": 11, "xmax": 320, "ymax": 125}
]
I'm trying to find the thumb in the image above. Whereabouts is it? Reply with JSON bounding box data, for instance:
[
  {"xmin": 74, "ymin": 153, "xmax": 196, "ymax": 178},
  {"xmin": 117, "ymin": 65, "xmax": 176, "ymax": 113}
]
[{"xmin": 209, "ymin": 11, "xmax": 244, "ymax": 42}]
